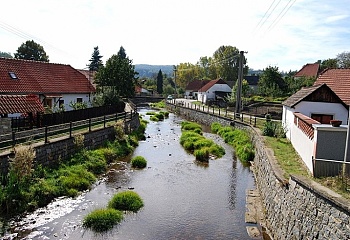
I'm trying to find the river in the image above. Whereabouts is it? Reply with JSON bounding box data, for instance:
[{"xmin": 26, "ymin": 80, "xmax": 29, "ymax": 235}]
[{"xmin": 1, "ymin": 108, "xmax": 258, "ymax": 239}]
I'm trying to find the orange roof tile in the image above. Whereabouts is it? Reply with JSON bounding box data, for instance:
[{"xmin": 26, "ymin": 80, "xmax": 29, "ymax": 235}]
[
  {"xmin": 199, "ymin": 78, "xmax": 227, "ymax": 92},
  {"xmin": 314, "ymin": 68, "xmax": 350, "ymax": 105},
  {"xmin": 295, "ymin": 63, "xmax": 320, "ymax": 78},
  {"xmin": 0, "ymin": 58, "xmax": 96, "ymax": 95},
  {"xmin": 0, "ymin": 94, "xmax": 45, "ymax": 114}
]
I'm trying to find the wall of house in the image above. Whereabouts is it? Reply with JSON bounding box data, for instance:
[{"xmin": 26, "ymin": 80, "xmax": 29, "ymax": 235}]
[
  {"xmin": 40, "ymin": 93, "xmax": 92, "ymax": 111},
  {"xmin": 282, "ymin": 105, "xmax": 294, "ymax": 140},
  {"xmin": 295, "ymin": 101, "xmax": 348, "ymax": 123},
  {"xmin": 198, "ymin": 84, "xmax": 232, "ymax": 104},
  {"xmin": 167, "ymin": 103, "xmax": 350, "ymax": 239}
]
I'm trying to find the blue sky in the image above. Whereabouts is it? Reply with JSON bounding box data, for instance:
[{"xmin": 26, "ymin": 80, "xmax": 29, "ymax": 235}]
[{"xmin": 1, "ymin": 0, "xmax": 349, "ymax": 72}]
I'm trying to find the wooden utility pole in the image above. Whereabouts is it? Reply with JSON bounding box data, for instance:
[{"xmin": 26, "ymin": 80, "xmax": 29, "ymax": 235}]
[
  {"xmin": 173, "ymin": 66, "xmax": 178, "ymax": 98},
  {"xmin": 235, "ymin": 51, "xmax": 245, "ymax": 118}
]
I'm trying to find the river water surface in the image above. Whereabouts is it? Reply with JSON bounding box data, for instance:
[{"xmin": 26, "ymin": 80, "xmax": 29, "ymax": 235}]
[{"xmin": 2, "ymin": 109, "xmax": 257, "ymax": 240}]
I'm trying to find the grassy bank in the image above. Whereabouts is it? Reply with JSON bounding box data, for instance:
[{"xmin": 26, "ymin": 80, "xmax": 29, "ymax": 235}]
[{"xmin": 0, "ymin": 119, "xmax": 147, "ymax": 217}]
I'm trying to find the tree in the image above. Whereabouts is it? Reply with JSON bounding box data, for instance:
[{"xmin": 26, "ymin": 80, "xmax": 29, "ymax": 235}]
[
  {"xmin": 212, "ymin": 45, "xmax": 248, "ymax": 82},
  {"xmin": 336, "ymin": 51, "xmax": 350, "ymax": 68},
  {"xmin": 320, "ymin": 58, "xmax": 338, "ymax": 71},
  {"xmin": 0, "ymin": 51, "xmax": 12, "ymax": 58},
  {"xmin": 87, "ymin": 46, "xmax": 103, "ymax": 71},
  {"xmin": 95, "ymin": 46, "xmax": 138, "ymax": 105},
  {"xmin": 14, "ymin": 40, "xmax": 49, "ymax": 62},
  {"xmin": 258, "ymin": 66, "xmax": 286, "ymax": 97},
  {"xmin": 156, "ymin": 70, "xmax": 163, "ymax": 94}
]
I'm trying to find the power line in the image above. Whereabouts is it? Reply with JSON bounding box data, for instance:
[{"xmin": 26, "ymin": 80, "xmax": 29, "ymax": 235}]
[
  {"xmin": 253, "ymin": 0, "xmax": 276, "ymax": 32},
  {"xmin": 265, "ymin": 0, "xmax": 297, "ymax": 33},
  {"xmin": 254, "ymin": 0, "xmax": 283, "ymax": 33}
]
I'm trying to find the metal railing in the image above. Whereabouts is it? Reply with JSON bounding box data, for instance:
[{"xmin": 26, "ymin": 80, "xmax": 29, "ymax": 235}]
[{"xmin": 0, "ymin": 111, "xmax": 135, "ymax": 152}]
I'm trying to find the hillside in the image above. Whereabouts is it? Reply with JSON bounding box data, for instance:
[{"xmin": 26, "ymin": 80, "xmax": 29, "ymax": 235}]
[{"xmin": 135, "ymin": 64, "xmax": 174, "ymax": 78}]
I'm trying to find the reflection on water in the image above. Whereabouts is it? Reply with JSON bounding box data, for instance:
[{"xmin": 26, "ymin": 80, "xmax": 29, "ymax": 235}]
[{"xmin": 1, "ymin": 108, "xmax": 257, "ymax": 240}]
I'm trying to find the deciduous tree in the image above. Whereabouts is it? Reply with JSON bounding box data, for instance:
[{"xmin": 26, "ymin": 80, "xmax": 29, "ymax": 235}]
[{"xmin": 14, "ymin": 40, "xmax": 49, "ymax": 62}]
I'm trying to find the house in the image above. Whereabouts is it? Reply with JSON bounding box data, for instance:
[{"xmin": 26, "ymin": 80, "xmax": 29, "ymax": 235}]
[
  {"xmin": 197, "ymin": 78, "xmax": 232, "ymax": 105},
  {"xmin": 78, "ymin": 69, "xmax": 96, "ymax": 88},
  {"xmin": 184, "ymin": 79, "xmax": 210, "ymax": 99},
  {"xmin": 0, "ymin": 94, "xmax": 45, "ymax": 118},
  {"xmin": 294, "ymin": 63, "xmax": 320, "ymax": 79},
  {"xmin": 0, "ymin": 58, "xmax": 96, "ymax": 112},
  {"xmin": 227, "ymin": 75, "xmax": 259, "ymax": 94},
  {"xmin": 282, "ymin": 68, "xmax": 350, "ymax": 177},
  {"xmin": 135, "ymin": 85, "xmax": 151, "ymax": 96}
]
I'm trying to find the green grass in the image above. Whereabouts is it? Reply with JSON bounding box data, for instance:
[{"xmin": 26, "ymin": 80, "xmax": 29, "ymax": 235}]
[
  {"xmin": 131, "ymin": 156, "xmax": 147, "ymax": 168},
  {"xmin": 83, "ymin": 208, "xmax": 123, "ymax": 232},
  {"xmin": 150, "ymin": 101, "xmax": 166, "ymax": 109},
  {"xmin": 264, "ymin": 137, "xmax": 307, "ymax": 177},
  {"xmin": 108, "ymin": 191, "xmax": 144, "ymax": 212}
]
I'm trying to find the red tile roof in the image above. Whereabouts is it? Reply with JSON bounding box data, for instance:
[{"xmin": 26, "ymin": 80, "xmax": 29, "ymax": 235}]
[
  {"xmin": 295, "ymin": 63, "xmax": 320, "ymax": 78},
  {"xmin": 314, "ymin": 68, "xmax": 350, "ymax": 105},
  {"xmin": 199, "ymin": 78, "xmax": 227, "ymax": 92},
  {"xmin": 0, "ymin": 94, "xmax": 45, "ymax": 114},
  {"xmin": 185, "ymin": 79, "xmax": 210, "ymax": 91},
  {"xmin": 0, "ymin": 58, "xmax": 96, "ymax": 94}
]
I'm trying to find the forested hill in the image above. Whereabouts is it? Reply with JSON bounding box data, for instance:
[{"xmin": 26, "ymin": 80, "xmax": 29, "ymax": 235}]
[{"xmin": 135, "ymin": 64, "xmax": 174, "ymax": 78}]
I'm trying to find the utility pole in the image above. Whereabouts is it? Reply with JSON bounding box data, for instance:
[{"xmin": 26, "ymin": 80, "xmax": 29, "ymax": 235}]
[
  {"xmin": 173, "ymin": 66, "xmax": 178, "ymax": 98},
  {"xmin": 235, "ymin": 51, "xmax": 246, "ymax": 118}
]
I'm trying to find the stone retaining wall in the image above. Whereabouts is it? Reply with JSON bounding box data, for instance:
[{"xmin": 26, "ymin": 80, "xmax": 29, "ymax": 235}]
[
  {"xmin": 0, "ymin": 113, "xmax": 140, "ymax": 175},
  {"xmin": 167, "ymin": 103, "xmax": 350, "ymax": 239}
]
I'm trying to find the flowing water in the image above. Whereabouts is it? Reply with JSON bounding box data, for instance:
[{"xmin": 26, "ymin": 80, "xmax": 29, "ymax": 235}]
[{"xmin": 1, "ymin": 108, "xmax": 258, "ymax": 239}]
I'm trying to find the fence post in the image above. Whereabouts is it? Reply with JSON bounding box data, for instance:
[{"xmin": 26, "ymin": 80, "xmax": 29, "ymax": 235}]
[
  {"xmin": 104, "ymin": 116, "xmax": 106, "ymax": 128},
  {"xmin": 212, "ymin": 106, "xmax": 214, "ymax": 115},
  {"xmin": 254, "ymin": 117, "xmax": 257, "ymax": 127},
  {"xmin": 241, "ymin": 113, "xmax": 244, "ymax": 122},
  {"xmin": 45, "ymin": 126, "xmax": 48, "ymax": 144},
  {"xmin": 219, "ymin": 108, "xmax": 220, "ymax": 116},
  {"xmin": 124, "ymin": 112, "xmax": 127, "ymax": 122},
  {"xmin": 69, "ymin": 122, "xmax": 72, "ymax": 138},
  {"xmin": 250, "ymin": 115, "xmax": 252, "ymax": 125},
  {"xmin": 89, "ymin": 119, "xmax": 91, "ymax": 132},
  {"xmin": 12, "ymin": 131, "xmax": 16, "ymax": 147},
  {"xmin": 225, "ymin": 108, "xmax": 227, "ymax": 117}
]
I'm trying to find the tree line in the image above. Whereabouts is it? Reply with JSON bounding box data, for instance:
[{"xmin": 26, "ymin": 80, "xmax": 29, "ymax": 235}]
[{"xmin": 2, "ymin": 40, "xmax": 350, "ymax": 104}]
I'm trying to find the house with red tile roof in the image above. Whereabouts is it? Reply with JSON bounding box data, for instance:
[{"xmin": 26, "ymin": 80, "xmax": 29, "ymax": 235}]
[
  {"xmin": 197, "ymin": 78, "xmax": 232, "ymax": 104},
  {"xmin": 0, "ymin": 94, "xmax": 45, "ymax": 118},
  {"xmin": 0, "ymin": 58, "xmax": 95, "ymax": 113},
  {"xmin": 282, "ymin": 68, "xmax": 350, "ymax": 177},
  {"xmin": 184, "ymin": 79, "xmax": 210, "ymax": 99},
  {"xmin": 294, "ymin": 63, "xmax": 320, "ymax": 79}
]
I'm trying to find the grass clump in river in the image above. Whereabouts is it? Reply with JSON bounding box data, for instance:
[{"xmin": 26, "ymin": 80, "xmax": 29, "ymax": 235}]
[
  {"xmin": 131, "ymin": 156, "xmax": 147, "ymax": 168},
  {"xmin": 211, "ymin": 122, "xmax": 255, "ymax": 162},
  {"xmin": 108, "ymin": 191, "xmax": 144, "ymax": 212},
  {"xmin": 83, "ymin": 208, "xmax": 124, "ymax": 232},
  {"xmin": 148, "ymin": 111, "xmax": 169, "ymax": 122},
  {"xmin": 0, "ymin": 120, "xmax": 147, "ymax": 216},
  {"xmin": 180, "ymin": 121, "xmax": 225, "ymax": 162}
]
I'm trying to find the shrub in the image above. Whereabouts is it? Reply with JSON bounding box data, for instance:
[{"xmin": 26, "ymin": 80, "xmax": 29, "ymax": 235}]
[
  {"xmin": 211, "ymin": 122, "xmax": 221, "ymax": 134},
  {"xmin": 131, "ymin": 156, "xmax": 147, "ymax": 168},
  {"xmin": 209, "ymin": 145, "xmax": 225, "ymax": 158},
  {"xmin": 181, "ymin": 121, "xmax": 202, "ymax": 133},
  {"xmin": 108, "ymin": 191, "xmax": 144, "ymax": 212},
  {"xmin": 73, "ymin": 134, "xmax": 85, "ymax": 151},
  {"xmin": 114, "ymin": 121, "xmax": 125, "ymax": 140},
  {"xmin": 9, "ymin": 144, "xmax": 36, "ymax": 180},
  {"xmin": 83, "ymin": 208, "xmax": 123, "ymax": 232},
  {"xmin": 194, "ymin": 147, "xmax": 210, "ymax": 162}
]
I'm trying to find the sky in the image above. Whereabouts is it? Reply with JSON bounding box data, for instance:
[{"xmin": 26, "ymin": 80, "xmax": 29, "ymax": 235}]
[{"xmin": 1, "ymin": 0, "xmax": 350, "ymax": 72}]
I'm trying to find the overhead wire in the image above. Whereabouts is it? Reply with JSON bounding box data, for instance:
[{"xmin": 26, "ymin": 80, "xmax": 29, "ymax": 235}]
[{"xmin": 265, "ymin": 0, "xmax": 297, "ymax": 34}]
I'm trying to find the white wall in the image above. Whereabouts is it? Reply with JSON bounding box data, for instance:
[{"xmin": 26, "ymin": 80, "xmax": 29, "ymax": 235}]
[
  {"xmin": 295, "ymin": 101, "xmax": 348, "ymax": 123},
  {"xmin": 199, "ymin": 84, "xmax": 231, "ymax": 103},
  {"xmin": 39, "ymin": 93, "xmax": 93, "ymax": 111},
  {"xmin": 290, "ymin": 122, "xmax": 315, "ymax": 174}
]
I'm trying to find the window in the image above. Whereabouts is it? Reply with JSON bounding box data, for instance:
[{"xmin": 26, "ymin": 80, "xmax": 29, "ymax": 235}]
[
  {"xmin": 43, "ymin": 98, "xmax": 52, "ymax": 108},
  {"xmin": 9, "ymin": 72, "xmax": 18, "ymax": 79},
  {"xmin": 311, "ymin": 114, "xmax": 333, "ymax": 124},
  {"xmin": 77, "ymin": 98, "xmax": 83, "ymax": 103}
]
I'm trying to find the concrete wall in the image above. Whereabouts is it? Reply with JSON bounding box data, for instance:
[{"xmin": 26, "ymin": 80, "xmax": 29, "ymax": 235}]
[{"xmin": 167, "ymin": 103, "xmax": 350, "ymax": 240}]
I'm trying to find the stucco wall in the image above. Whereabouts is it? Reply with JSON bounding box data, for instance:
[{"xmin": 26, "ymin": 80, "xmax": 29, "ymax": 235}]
[{"xmin": 167, "ymin": 103, "xmax": 350, "ymax": 239}]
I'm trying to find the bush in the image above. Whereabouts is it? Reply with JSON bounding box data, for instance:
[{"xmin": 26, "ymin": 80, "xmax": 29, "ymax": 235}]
[
  {"xmin": 194, "ymin": 147, "xmax": 210, "ymax": 162},
  {"xmin": 131, "ymin": 156, "xmax": 147, "ymax": 168},
  {"xmin": 83, "ymin": 208, "xmax": 123, "ymax": 232},
  {"xmin": 108, "ymin": 191, "xmax": 144, "ymax": 212},
  {"xmin": 181, "ymin": 121, "xmax": 202, "ymax": 133}
]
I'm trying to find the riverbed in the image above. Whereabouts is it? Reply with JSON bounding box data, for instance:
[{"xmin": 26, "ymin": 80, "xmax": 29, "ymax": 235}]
[{"xmin": 1, "ymin": 109, "xmax": 257, "ymax": 239}]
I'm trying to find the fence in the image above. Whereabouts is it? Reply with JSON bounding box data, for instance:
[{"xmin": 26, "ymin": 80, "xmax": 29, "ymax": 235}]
[
  {"xmin": 11, "ymin": 104, "xmax": 125, "ymax": 131},
  {"xmin": 0, "ymin": 111, "xmax": 135, "ymax": 152}
]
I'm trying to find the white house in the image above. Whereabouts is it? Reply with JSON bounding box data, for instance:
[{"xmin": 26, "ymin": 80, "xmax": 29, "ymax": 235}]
[
  {"xmin": 197, "ymin": 78, "xmax": 232, "ymax": 104},
  {"xmin": 0, "ymin": 57, "xmax": 96, "ymax": 112},
  {"xmin": 282, "ymin": 65, "xmax": 350, "ymax": 177},
  {"xmin": 184, "ymin": 79, "xmax": 210, "ymax": 99}
]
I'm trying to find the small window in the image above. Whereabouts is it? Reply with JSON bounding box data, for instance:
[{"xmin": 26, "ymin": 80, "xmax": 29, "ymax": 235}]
[
  {"xmin": 77, "ymin": 98, "xmax": 83, "ymax": 103},
  {"xmin": 9, "ymin": 72, "xmax": 18, "ymax": 79}
]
